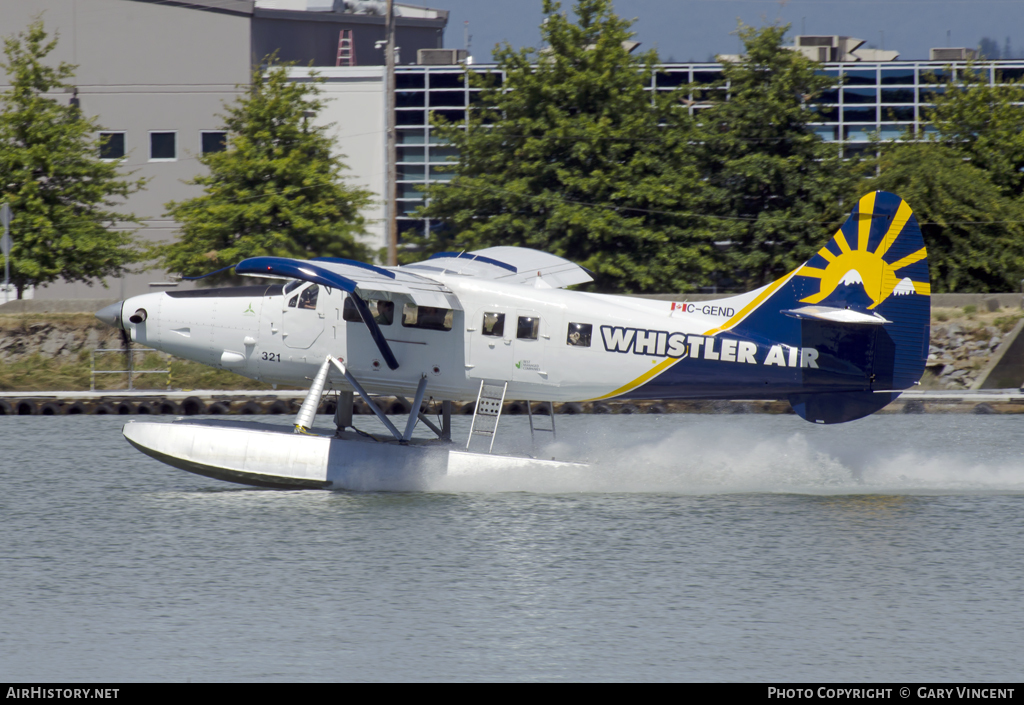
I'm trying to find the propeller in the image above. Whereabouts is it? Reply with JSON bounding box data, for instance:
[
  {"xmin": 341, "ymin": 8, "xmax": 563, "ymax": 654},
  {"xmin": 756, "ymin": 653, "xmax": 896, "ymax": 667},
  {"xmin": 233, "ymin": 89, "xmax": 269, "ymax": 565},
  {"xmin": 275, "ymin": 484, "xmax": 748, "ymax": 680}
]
[{"xmin": 120, "ymin": 325, "xmax": 132, "ymax": 388}]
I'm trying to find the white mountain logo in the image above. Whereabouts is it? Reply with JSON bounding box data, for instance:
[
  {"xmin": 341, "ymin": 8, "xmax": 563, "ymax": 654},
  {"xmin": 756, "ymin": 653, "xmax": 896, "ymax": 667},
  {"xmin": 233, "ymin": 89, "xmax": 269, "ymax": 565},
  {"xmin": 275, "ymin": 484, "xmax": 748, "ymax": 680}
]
[{"xmin": 892, "ymin": 277, "xmax": 915, "ymax": 296}]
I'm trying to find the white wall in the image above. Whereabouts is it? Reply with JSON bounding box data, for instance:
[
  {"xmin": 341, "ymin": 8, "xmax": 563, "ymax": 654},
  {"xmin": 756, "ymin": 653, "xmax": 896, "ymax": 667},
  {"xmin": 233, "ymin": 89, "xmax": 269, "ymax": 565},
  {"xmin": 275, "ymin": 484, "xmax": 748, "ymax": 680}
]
[
  {"xmin": 290, "ymin": 66, "xmax": 387, "ymax": 255},
  {"xmin": 0, "ymin": 0, "xmax": 252, "ymax": 300}
]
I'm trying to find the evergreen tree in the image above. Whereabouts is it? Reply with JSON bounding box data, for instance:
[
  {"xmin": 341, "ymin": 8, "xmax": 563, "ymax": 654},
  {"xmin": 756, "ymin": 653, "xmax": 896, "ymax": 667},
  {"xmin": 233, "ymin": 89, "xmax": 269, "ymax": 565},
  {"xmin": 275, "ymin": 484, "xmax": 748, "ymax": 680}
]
[
  {"xmin": 0, "ymin": 20, "xmax": 145, "ymax": 299},
  {"xmin": 161, "ymin": 60, "xmax": 372, "ymax": 281},
  {"xmin": 417, "ymin": 0, "xmax": 718, "ymax": 293},
  {"xmin": 691, "ymin": 24, "xmax": 861, "ymax": 290},
  {"xmin": 924, "ymin": 62, "xmax": 1024, "ymax": 199},
  {"xmin": 868, "ymin": 63, "xmax": 1024, "ymax": 292},
  {"xmin": 978, "ymin": 37, "xmax": 1001, "ymax": 60},
  {"xmin": 870, "ymin": 143, "xmax": 1024, "ymax": 292}
]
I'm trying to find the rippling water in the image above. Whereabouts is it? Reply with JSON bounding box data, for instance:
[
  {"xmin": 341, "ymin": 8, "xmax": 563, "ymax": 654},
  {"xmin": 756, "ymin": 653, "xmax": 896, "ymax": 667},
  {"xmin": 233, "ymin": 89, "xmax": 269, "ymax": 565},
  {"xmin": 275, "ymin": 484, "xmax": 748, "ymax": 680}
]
[{"xmin": 2, "ymin": 413, "xmax": 1023, "ymax": 681}]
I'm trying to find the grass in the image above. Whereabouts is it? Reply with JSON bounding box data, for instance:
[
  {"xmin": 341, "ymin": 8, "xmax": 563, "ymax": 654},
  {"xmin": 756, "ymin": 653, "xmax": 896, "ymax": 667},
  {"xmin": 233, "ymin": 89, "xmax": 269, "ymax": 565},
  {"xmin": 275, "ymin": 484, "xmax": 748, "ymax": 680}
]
[
  {"xmin": 0, "ymin": 351, "xmax": 278, "ymax": 392},
  {"xmin": 931, "ymin": 307, "xmax": 1022, "ymax": 334}
]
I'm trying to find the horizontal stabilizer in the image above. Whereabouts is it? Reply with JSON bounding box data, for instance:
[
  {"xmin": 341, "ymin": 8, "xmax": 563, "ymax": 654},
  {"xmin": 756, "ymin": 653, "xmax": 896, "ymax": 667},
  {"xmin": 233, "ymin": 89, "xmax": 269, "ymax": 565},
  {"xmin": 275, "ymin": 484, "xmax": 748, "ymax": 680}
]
[{"xmin": 782, "ymin": 305, "xmax": 890, "ymax": 326}]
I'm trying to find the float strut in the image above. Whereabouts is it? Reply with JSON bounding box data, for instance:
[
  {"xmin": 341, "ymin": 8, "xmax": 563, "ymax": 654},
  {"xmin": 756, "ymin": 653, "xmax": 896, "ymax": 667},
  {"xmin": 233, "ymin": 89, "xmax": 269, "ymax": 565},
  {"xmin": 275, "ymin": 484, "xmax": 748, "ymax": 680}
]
[
  {"xmin": 327, "ymin": 356, "xmax": 404, "ymax": 441},
  {"xmin": 334, "ymin": 390, "xmax": 353, "ymax": 437},
  {"xmin": 294, "ymin": 357, "xmax": 332, "ymax": 433},
  {"xmin": 401, "ymin": 375, "xmax": 429, "ymax": 442}
]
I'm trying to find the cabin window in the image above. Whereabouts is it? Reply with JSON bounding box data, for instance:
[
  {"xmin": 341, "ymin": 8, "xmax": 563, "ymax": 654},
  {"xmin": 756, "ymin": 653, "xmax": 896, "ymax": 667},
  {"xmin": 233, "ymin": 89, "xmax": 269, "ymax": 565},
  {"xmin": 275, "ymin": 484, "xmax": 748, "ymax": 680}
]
[
  {"xmin": 343, "ymin": 296, "xmax": 394, "ymax": 325},
  {"xmin": 402, "ymin": 303, "xmax": 453, "ymax": 331},
  {"xmin": 517, "ymin": 316, "xmax": 540, "ymax": 340},
  {"xmin": 566, "ymin": 322, "xmax": 592, "ymax": 347},
  {"xmin": 481, "ymin": 312, "xmax": 505, "ymax": 337}
]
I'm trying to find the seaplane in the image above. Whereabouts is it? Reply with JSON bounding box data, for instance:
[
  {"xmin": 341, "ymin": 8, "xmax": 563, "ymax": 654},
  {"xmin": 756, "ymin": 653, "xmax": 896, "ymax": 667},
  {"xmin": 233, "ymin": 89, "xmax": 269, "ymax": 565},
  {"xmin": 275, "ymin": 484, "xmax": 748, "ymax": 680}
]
[{"xmin": 97, "ymin": 191, "xmax": 930, "ymax": 490}]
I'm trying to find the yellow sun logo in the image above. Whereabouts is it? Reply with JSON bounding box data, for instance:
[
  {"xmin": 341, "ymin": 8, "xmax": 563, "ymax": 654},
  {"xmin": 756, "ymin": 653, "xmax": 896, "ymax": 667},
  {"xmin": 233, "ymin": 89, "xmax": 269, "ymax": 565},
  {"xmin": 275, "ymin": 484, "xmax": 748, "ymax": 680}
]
[{"xmin": 797, "ymin": 193, "xmax": 930, "ymax": 310}]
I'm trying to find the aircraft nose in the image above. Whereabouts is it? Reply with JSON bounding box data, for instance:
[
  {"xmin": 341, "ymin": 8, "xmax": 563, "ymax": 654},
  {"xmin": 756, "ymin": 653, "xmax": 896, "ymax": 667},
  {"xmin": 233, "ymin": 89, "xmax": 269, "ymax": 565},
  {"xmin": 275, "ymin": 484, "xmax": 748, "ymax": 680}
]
[{"xmin": 95, "ymin": 300, "xmax": 124, "ymax": 329}]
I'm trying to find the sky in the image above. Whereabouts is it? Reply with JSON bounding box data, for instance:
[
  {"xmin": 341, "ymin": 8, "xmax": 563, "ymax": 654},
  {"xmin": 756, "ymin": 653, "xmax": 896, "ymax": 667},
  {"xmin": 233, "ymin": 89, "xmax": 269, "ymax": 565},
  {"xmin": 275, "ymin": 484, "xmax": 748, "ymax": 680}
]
[{"xmin": 403, "ymin": 0, "xmax": 1024, "ymax": 63}]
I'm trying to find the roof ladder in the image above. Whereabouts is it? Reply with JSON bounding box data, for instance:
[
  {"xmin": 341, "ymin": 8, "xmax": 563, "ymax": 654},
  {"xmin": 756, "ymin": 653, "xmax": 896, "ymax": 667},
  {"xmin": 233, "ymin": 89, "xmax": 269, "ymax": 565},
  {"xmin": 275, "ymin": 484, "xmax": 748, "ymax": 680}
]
[
  {"xmin": 527, "ymin": 401, "xmax": 556, "ymax": 441},
  {"xmin": 336, "ymin": 29, "xmax": 356, "ymax": 67},
  {"xmin": 467, "ymin": 380, "xmax": 507, "ymax": 453}
]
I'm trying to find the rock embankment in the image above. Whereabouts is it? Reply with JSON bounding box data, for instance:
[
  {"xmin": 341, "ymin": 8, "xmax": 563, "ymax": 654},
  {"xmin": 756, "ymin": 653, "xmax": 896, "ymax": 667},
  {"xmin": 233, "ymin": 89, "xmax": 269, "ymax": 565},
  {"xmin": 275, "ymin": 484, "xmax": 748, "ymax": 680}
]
[
  {"xmin": 926, "ymin": 322, "xmax": 1007, "ymax": 389},
  {"xmin": 0, "ymin": 319, "xmax": 122, "ymax": 363}
]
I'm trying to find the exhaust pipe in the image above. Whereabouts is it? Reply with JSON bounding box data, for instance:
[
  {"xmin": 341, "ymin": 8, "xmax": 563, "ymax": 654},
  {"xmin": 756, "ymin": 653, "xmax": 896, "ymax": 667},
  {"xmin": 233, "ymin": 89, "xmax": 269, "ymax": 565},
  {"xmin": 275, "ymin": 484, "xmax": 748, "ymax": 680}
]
[{"xmin": 129, "ymin": 308, "xmax": 148, "ymax": 324}]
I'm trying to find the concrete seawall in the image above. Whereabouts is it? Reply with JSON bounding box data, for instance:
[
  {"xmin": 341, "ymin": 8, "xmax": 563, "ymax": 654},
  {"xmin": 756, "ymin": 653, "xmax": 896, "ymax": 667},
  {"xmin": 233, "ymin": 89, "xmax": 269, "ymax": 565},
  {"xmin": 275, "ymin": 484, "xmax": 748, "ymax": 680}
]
[{"xmin": 3, "ymin": 390, "xmax": 1022, "ymax": 417}]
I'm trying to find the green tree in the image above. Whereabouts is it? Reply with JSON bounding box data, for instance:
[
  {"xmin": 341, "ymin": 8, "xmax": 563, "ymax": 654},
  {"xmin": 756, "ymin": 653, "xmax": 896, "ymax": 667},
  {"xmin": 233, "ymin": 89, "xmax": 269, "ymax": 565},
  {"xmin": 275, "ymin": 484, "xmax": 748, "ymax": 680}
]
[
  {"xmin": 692, "ymin": 23, "xmax": 861, "ymax": 290},
  {"xmin": 866, "ymin": 63, "xmax": 1024, "ymax": 292},
  {"xmin": 417, "ymin": 0, "xmax": 718, "ymax": 293},
  {"xmin": 869, "ymin": 142, "xmax": 1024, "ymax": 292},
  {"xmin": 923, "ymin": 62, "xmax": 1024, "ymax": 199},
  {"xmin": 0, "ymin": 20, "xmax": 145, "ymax": 299},
  {"xmin": 161, "ymin": 60, "xmax": 372, "ymax": 281}
]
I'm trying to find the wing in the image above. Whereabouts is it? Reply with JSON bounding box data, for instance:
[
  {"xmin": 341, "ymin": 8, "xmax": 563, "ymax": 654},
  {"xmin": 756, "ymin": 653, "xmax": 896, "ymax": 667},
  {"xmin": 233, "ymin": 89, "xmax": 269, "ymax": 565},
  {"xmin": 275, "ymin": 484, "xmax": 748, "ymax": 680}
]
[
  {"xmin": 235, "ymin": 256, "xmax": 460, "ymax": 371},
  {"xmin": 402, "ymin": 246, "xmax": 593, "ymax": 289}
]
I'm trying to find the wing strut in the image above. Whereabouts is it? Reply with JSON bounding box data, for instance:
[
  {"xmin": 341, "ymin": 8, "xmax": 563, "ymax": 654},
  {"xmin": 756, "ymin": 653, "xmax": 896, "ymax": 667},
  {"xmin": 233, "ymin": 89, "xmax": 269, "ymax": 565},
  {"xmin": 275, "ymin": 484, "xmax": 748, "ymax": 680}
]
[{"xmin": 347, "ymin": 291, "xmax": 400, "ymax": 370}]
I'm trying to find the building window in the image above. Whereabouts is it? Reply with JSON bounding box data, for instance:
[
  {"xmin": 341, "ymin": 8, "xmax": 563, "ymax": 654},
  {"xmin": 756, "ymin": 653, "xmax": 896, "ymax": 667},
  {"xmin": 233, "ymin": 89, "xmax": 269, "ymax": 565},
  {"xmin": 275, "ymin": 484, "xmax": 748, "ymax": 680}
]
[
  {"xmin": 98, "ymin": 132, "xmax": 125, "ymax": 160},
  {"xmin": 150, "ymin": 132, "xmax": 176, "ymax": 161},
  {"xmin": 201, "ymin": 131, "xmax": 227, "ymax": 154}
]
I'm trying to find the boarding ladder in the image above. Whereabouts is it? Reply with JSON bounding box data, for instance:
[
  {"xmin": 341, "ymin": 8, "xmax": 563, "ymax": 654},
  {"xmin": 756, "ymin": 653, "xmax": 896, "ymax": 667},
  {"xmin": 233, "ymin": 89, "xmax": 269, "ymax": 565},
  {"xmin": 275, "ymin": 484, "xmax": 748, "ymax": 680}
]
[
  {"xmin": 526, "ymin": 401, "xmax": 556, "ymax": 441},
  {"xmin": 467, "ymin": 380, "xmax": 507, "ymax": 453},
  {"xmin": 336, "ymin": 29, "xmax": 356, "ymax": 67}
]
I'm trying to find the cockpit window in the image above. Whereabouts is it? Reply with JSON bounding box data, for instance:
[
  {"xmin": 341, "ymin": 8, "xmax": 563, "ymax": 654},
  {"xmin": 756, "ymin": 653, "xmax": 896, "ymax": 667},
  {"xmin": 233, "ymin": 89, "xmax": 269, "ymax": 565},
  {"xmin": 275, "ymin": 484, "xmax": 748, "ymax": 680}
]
[
  {"xmin": 297, "ymin": 284, "xmax": 318, "ymax": 310},
  {"xmin": 283, "ymin": 280, "xmax": 302, "ymax": 295}
]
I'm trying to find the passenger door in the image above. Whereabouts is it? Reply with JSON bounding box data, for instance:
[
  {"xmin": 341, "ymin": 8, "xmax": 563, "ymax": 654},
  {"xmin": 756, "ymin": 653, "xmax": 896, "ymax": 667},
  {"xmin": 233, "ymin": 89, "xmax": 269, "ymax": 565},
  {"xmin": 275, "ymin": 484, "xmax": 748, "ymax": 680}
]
[
  {"xmin": 468, "ymin": 308, "xmax": 514, "ymax": 382},
  {"xmin": 512, "ymin": 309, "xmax": 546, "ymax": 383}
]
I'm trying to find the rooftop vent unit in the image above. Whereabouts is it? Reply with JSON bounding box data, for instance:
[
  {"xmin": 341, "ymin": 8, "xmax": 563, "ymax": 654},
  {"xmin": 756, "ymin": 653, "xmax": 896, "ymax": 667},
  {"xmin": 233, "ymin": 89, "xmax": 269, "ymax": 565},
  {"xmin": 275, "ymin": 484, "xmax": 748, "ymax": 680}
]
[
  {"xmin": 417, "ymin": 48, "xmax": 468, "ymax": 65},
  {"xmin": 791, "ymin": 35, "xmax": 899, "ymax": 62},
  {"xmin": 929, "ymin": 47, "xmax": 978, "ymax": 61}
]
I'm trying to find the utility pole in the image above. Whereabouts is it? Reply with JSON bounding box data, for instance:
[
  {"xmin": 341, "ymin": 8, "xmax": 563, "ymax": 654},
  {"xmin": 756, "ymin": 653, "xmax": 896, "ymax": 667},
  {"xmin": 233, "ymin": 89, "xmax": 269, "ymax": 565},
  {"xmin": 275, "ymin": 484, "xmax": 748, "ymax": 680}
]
[
  {"xmin": 1, "ymin": 203, "xmax": 11, "ymax": 304},
  {"xmin": 385, "ymin": 0, "xmax": 397, "ymax": 266}
]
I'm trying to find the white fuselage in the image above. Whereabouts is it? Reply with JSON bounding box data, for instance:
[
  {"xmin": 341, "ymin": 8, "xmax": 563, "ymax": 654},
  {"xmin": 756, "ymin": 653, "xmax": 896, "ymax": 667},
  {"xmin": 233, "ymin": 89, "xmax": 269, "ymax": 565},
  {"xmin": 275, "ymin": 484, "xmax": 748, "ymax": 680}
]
[{"xmin": 118, "ymin": 273, "xmax": 759, "ymax": 403}]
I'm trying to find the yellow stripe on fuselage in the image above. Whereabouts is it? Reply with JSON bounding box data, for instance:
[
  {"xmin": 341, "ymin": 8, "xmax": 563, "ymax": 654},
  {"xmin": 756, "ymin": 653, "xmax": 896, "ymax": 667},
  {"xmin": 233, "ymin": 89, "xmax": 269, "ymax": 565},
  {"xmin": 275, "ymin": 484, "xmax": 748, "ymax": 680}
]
[
  {"xmin": 585, "ymin": 357, "xmax": 678, "ymax": 401},
  {"xmin": 704, "ymin": 267, "xmax": 801, "ymax": 336},
  {"xmin": 587, "ymin": 267, "xmax": 803, "ymax": 401}
]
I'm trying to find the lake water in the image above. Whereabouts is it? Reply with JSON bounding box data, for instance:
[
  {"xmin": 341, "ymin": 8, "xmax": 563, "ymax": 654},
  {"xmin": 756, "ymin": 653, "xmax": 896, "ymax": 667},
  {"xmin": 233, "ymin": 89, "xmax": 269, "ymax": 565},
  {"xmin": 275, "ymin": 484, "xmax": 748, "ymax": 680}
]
[{"xmin": 1, "ymin": 412, "xmax": 1023, "ymax": 682}]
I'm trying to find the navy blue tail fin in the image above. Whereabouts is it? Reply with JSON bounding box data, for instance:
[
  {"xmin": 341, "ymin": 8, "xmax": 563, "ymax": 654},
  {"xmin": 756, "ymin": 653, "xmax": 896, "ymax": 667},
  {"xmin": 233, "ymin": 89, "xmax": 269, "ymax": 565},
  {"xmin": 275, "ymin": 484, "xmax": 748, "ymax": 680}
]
[{"xmin": 730, "ymin": 191, "xmax": 930, "ymax": 423}]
